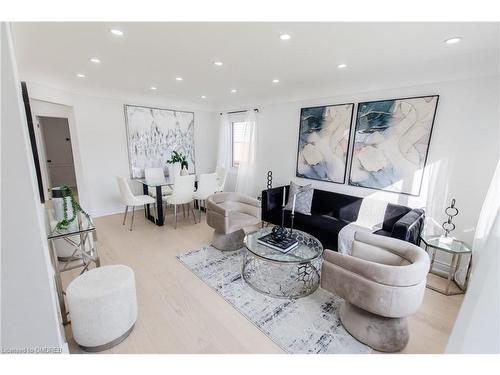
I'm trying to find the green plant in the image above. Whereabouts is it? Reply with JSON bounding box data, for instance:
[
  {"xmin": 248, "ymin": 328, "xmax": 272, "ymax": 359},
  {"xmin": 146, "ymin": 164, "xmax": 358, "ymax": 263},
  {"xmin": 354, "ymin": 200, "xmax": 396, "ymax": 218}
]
[
  {"xmin": 55, "ymin": 186, "xmax": 90, "ymax": 230},
  {"xmin": 167, "ymin": 151, "xmax": 188, "ymax": 168}
]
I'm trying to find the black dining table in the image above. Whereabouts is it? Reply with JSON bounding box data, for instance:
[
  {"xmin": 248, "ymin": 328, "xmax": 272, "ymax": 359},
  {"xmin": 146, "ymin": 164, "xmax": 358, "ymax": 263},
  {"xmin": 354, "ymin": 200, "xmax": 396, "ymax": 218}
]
[{"xmin": 137, "ymin": 175, "xmax": 198, "ymax": 226}]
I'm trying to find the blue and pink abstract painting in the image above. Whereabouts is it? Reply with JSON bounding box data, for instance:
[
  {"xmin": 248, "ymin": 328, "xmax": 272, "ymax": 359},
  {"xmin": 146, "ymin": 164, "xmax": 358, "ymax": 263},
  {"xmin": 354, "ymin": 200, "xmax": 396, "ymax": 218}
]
[
  {"xmin": 349, "ymin": 96, "xmax": 439, "ymax": 195},
  {"xmin": 296, "ymin": 104, "xmax": 354, "ymax": 184}
]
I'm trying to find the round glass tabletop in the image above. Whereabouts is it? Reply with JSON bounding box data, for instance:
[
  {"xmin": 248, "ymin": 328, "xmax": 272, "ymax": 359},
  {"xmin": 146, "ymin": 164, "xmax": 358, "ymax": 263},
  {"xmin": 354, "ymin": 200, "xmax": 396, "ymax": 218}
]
[{"xmin": 244, "ymin": 227, "xmax": 323, "ymax": 263}]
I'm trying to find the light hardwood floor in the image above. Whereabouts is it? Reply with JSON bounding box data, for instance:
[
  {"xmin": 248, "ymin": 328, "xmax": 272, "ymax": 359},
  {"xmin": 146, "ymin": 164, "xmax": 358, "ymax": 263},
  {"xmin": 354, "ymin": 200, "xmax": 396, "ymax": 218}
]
[{"xmin": 62, "ymin": 210, "xmax": 464, "ymax": 354}]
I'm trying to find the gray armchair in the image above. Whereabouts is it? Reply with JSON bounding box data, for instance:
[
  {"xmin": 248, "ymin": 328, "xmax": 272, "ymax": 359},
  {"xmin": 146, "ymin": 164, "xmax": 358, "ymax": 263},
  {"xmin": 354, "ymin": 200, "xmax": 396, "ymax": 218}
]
[
  {"xmin": 206, "ymin": 192, "xmax": 261, "ymax": 251},
  {"xmin": 321, "ymin": 231, "xmax": 430, "ymax": 352}
]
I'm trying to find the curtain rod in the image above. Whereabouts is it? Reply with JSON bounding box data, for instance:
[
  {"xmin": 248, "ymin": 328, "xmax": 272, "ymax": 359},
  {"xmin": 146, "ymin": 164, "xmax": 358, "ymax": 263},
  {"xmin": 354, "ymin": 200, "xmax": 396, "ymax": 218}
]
[{"xmin": 219, "ymin": 108, "xmax": 259, "ymax": 115}]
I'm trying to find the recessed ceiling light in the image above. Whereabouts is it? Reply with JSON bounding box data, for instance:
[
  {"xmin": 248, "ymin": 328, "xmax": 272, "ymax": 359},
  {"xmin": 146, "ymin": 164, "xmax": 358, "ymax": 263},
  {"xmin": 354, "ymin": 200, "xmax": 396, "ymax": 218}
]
[
  {"xmin": 150, "ymin": 86, "xmax": 157, "ymax": 91},
  {"xmin": 76, "ymin": 73, "xmax": 85, "ymax": 78},
  {"xmin": 272, "ymin": 79, "xmax": 280, "ymax": 83},
  {"xmin": 90, "ymin": 58, "xmax": 101, "ymax": 64},
  {"xmin": 445, "ymin": 37, "xmax": 462, "ymax": 44},
  {"xmin": 214, "ymin": 61, "xmax": 223, "ymax": 66},
  {"xmin": 230, "ymin": 89, "xmax": 237, "ymax": 93},
  {"xmin": 201, "ymin": 95, "xmax": 207, "ymax": 99},
  {"xmin": 110, "ymin": 29, "xmax": 124, "ymax": 36},
  {"xmin": 175, "ymin": 77, "xmax": 183, "ymax": 81},
  {"xmin": 280, "ymin": 34, "xmax": 291, "ymax": 40},
  {"xmin": 109, "ymin": 29, "xmax": 123, "ymax": 36},
  {"xmin": 337, "ymin": 63, "xmax": 347, "ymax": 69}
]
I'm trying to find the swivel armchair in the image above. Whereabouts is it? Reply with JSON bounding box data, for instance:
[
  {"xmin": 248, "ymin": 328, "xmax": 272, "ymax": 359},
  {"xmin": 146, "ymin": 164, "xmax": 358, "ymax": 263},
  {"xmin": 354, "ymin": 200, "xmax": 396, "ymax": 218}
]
[
  {"xmin": 206, "ymin": 192, "xmax": 261, "ymax": 251},
  {"xmin": 321, "ymin": 231, "xmax": 430, "ymax": 352}
]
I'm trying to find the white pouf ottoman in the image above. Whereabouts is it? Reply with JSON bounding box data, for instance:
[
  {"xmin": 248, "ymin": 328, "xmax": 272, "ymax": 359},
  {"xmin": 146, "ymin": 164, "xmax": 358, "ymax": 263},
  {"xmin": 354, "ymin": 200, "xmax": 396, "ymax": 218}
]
[{"xmin": 66, "ymin": 265, "xmax": 137, "ymax": 352}]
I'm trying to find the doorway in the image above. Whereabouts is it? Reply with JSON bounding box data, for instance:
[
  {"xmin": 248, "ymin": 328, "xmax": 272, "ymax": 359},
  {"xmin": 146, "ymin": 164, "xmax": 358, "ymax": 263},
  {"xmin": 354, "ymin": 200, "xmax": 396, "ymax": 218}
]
[{"xmin": 37, "ymin": 116, "xmax": 78, "ymax": 198}]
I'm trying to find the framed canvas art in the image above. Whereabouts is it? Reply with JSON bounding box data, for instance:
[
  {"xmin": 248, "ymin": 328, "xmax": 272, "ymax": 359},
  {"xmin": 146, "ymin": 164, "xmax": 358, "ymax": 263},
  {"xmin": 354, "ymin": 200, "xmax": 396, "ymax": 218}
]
[
  {"xmin": 348, "ymin": 95, "xmax": 439, "ymax": 195},
  {"xmin": 296, "ymin": 103, "xmax": 354, "ymax": 184},
  {"xmin": 124, "ymin": 105, "xmax": 195, "ymax": 179}
]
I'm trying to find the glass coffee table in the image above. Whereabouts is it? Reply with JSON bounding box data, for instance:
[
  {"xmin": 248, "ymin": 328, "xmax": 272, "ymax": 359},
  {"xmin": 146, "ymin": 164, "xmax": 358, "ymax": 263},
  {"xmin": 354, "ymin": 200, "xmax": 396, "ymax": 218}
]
[{"xmin": 243, "ymin": 227, "xmax": 324, "ymax": 299}]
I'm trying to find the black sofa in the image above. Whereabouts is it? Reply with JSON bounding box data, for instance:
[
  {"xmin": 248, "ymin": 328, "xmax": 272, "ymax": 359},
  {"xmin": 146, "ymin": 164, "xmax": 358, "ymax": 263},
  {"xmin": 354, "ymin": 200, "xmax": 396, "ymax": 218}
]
[{"xmin": 261, "ymin": 185, "xmax": 425, "ymax": 251}]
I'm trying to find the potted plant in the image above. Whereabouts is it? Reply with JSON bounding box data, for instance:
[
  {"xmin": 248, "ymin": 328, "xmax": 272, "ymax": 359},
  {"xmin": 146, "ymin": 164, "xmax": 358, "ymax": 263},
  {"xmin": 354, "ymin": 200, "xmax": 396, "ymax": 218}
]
[
  {"xmin": 51, "ymin": 185, "xmax": 91, "ymax": 259},
  {"xmin": 167, "ymin": 151, "xmax": 188, "ymax": 177},
  {"xmin": 52, "ymin": 185, "xmax": 90, "ymax": 230}
]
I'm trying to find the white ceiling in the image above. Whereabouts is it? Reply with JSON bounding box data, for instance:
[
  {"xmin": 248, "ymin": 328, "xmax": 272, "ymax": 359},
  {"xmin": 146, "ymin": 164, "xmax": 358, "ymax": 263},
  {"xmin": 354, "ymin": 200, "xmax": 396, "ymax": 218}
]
[{"xmin": 11, "ymin": 22, "xmax": 500, "ymax": 109}]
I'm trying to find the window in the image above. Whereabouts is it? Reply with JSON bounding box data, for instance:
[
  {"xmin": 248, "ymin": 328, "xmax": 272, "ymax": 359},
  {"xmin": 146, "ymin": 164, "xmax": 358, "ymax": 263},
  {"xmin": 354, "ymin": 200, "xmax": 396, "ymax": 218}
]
[{"xmin": 231, "ymin": 121, "xmax": 246, "ymax": 167}]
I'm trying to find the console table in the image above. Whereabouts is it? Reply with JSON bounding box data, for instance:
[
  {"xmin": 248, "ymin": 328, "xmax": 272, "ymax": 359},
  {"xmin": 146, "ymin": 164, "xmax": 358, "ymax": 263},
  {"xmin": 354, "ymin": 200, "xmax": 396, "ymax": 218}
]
[{"xmin": 47, "ymin": 210, "xmax": 100, "ymax": 325}]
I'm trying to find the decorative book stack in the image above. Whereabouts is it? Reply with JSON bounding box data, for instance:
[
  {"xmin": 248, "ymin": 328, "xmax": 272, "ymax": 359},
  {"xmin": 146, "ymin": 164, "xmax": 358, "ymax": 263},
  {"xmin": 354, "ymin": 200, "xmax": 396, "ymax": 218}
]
[
  {"xmin": 257, "ymin": 233, "xmax": 298, "ymax": 253},
  {"xmin": 257, "ymin": 186, "xmax": 299, "ymax": 253}
]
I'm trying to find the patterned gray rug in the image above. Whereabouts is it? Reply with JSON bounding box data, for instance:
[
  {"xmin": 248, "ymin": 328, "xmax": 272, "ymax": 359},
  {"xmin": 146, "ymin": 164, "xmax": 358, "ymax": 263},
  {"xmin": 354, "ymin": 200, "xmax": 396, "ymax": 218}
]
[{"xmin": 177, "ymin": 246, "xmax": 370, "ymax": 354}]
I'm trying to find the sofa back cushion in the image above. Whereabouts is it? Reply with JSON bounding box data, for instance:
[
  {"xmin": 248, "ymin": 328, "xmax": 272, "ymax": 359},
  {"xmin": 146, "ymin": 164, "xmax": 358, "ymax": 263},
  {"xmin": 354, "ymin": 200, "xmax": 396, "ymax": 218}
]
[
  {"xmin": 310, "ymin": 189, "xmax": 363, "ymax": 222},
  {"xmin": 382, "ymin": 204, "xmax": 411, "ymax": 232},
  {"xmin": 310, "ymin": 188, "xmax": 411, "ymax": 230}
]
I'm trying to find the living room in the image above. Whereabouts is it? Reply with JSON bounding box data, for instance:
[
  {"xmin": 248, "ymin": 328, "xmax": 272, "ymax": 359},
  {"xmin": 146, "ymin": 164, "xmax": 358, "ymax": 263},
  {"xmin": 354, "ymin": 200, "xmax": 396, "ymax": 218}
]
[{"xmin": 1, "ymin": 1, "xmax": 499, "ymax": 373}]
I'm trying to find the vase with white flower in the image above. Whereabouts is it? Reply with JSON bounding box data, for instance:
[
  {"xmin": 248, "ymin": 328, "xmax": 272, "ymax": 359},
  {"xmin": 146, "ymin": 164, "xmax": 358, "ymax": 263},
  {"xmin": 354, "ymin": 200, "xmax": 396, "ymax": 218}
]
[{"xmin": 167, "ymin": 151, "xmax": 188, "ymax": 178}]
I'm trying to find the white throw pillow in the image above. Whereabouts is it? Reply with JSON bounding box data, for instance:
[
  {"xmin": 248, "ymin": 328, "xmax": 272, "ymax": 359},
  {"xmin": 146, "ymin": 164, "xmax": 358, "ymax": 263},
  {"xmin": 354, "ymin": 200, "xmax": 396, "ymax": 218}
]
[{"xmin": 284, "ymin": 181, "xmax": 314, "ymax": 215}]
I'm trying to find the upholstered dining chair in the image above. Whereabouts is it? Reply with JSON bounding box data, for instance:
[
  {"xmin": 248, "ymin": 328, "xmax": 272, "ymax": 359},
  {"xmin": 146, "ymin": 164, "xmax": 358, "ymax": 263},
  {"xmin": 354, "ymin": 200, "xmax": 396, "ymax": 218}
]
[
  {"xmin": 144, "ymin": 167, "xmax": 172, "ymax": 197},
  {"xmin": 162, "ymin": 174, "xmax": 196, "ymax": 229},
  {"xmin": 321, "ymin": 232, "xmax": 430, "ymax": 352},
  {"xmin": 116, "ymin": 176, "xmax": 156, "ymax": 231},
  {"xmin": 193, "ymin": 173, "xmax": 219, "ymax": 222},
  {"xmin": 215, "ymin": 167, "xmax": 227, "ymax": 192}
]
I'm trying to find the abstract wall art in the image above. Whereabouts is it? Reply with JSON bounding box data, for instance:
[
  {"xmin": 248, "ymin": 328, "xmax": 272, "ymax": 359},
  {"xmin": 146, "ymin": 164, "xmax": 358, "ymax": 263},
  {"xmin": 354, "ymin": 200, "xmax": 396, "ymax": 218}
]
[
  {"xmin": 296, "ymin": 103, "xmax": 354, "ymax": 184},
  {"xmin": 124, "ymin": 105, "xmax": 195, "ymax": 179},
  {"xmin": 349, "ymin": 95, "xmax": 439, "ymax": 195}
]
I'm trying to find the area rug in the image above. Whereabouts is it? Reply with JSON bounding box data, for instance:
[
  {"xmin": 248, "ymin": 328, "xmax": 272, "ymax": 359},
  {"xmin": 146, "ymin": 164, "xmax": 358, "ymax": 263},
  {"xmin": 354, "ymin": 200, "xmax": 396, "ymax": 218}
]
[{"xmin": 177, "ymin": 246, "xmax": 370, "ymax": 354}]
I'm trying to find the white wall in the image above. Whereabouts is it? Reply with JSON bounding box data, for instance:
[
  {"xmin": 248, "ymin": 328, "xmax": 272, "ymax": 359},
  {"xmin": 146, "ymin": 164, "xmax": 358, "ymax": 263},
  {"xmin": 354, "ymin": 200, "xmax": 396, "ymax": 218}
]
[
  {"xmin": 0, "ymin": 23, "xmax": 67, "ymax": 352},
  {"xmin": 446, "ymin": 160, "xmax": 500, "ymax": 353},
  {"xmin": 249, "ymin": 75, "xmax": 499, "ymax": 247},
  {"xmin": 26, "ymin": 83, "xmax": 219, "ymax": 217}
]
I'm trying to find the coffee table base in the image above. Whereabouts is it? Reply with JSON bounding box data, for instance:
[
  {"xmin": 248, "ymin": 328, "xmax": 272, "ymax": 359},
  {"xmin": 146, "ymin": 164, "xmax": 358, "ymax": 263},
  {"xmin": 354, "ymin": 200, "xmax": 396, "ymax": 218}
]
[{"xmin": 242, "ymin": 250, "xmax": 321, "ymax": 299}]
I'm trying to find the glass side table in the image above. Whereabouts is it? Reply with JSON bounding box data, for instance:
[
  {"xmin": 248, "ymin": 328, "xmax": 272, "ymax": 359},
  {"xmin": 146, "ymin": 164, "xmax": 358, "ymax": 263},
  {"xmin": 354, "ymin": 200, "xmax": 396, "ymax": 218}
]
[
  {"xmin": 47, "ymin": 210, "xmax": 100, "ymax": 324},
  {"xmin": 420, "ymin": 234, "xmax": 472, "ymax": 296}
]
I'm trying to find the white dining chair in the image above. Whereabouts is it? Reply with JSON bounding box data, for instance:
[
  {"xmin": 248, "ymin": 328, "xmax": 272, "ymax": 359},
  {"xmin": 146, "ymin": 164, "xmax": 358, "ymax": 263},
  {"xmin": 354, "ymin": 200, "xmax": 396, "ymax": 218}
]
[
  {"xmin": 215, "ymin": 167, "xmax": 227, "ymax": 192},
  {"xmin": 162, "ymin": 174, "xmax": 196, "ymax": 229},
  {"xmin": 144, "ymin": 167, "xmax": 173, "ymax": 197},
  {"xmin": 193, "ymin": 173, "xmax": 218, "ymax": 222},
  {"xmin": 117, "ymin": 176, "xmax": 156, "ymax": 231}
]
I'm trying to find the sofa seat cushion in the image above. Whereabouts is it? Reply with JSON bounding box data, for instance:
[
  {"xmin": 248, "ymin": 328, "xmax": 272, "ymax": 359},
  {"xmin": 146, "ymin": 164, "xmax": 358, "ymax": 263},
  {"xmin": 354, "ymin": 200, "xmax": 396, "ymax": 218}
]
[
  {"xmin": 219, "ymin": 201, "xmax": 251, "ymax": 212},
  {"xmin": 227, "ymin": 211, "xmax": 261, "ymax": 233},
  {"xmin": 294, "ymin": 213, "xmax": 348, "ymax": 250}
]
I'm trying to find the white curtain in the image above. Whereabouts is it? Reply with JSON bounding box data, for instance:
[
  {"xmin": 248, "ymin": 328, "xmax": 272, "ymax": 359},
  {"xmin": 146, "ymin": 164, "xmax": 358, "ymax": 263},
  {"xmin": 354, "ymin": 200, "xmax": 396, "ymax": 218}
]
[
  {"xmin": 235, "ymin": 110, "xmax": 259, "ymax": 197},
  {"xmin": 216, "ymin": 113, "xmax": 232, "ymax": 171}
]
